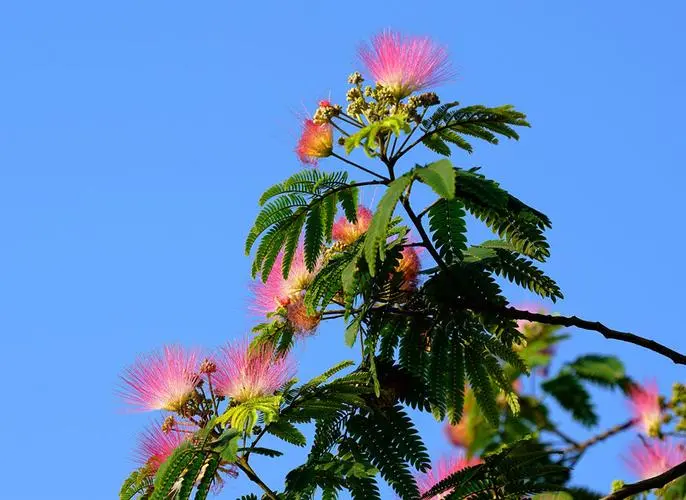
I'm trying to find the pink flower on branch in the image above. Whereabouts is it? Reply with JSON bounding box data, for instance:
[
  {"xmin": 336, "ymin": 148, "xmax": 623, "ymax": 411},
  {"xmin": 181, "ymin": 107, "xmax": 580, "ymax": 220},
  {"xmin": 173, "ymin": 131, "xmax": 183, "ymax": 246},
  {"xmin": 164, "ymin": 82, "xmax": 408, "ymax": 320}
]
[
  {"xmin": 120, "ymin": 345, "xmax": 201, "ymax": 412},
  {"xmin": 135, "ymin": 419, "xmax": 189, "ymax": 472},
  {"xmin": 251, "ymin": 245, "xmax": 314, "ymax": 316},
  {"xmin": 416, "ymin": 455, "xmax": 483, "ymax": 499},
  {"xmin": 213, "ymin": 339, "xmax": 295, "ymax": 403},
  {"xmin": 332, "ymin": 206, "xmax": 373, "ymax": 245},
  {"xmin": 358, "ymin": 30, "xmax": 452, "ymax": 98},
  {"xmin": 397, "ymin": 246, "xmax": 420, "ymax": 291},
  {"xmin": 295, "ymin": 119, "xmax": 333, "ymax": 165},
  {"xmin": 627, "ymin": 380, "xmax": 662, "ymax": 436},
  {"xmin": 626, "ymin": 439, "xmax": 685, "ymax": 480}
]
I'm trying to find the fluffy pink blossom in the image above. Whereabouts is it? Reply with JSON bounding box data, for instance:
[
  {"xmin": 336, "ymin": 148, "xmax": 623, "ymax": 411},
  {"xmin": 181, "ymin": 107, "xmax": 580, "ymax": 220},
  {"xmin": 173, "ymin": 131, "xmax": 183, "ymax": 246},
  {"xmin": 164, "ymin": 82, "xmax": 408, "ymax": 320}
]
[
  {"xmin": 295, "ymin": 119, "xmax": 333, "ymax": 165},
  {"xmin": 628, "ymin": 381, "xmax": 662, "ymax": 436},
  {"xmin": 213, "ymin": 339, "xmax": 295, "ymax": 402},
  {"xmin": 120, "ymin": 345, "xmax": 200, "ymax": 412},
  {"xmin": 285, "ymin": 295, "xmax": 321, "ymax": 334},
  {"xmin": 332, "ymin": 206, "xmax": 373, "ymax": 245},
  {"xmin": 251, "ymin": 245, "xmax": 314, "ymax": 316},
  {"xmin": 135, "ymin": 420, "xmax": 189, "ymax": 472},
  {"xmin": 358, "ymin": 30, "xmax": 452, "ymax": 98},
  {"xmin": 416, "ymin": 455, "xmax": 483, "ymax": 499},
  {"xmin": 626, "ymin": 439, "xmax": 685, "ymax": 480},
  {"xmin": 397, "ymin": 246, "xmax": 420, "ymax": 291}
]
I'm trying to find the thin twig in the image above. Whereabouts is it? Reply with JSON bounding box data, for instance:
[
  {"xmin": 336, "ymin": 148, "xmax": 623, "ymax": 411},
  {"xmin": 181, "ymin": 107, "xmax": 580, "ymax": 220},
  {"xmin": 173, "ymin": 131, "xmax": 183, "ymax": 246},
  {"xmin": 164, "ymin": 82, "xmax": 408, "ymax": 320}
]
[
  {"xmin": 601, "ymin": 459, "xmax": 686, "ymax": 499},
  {"xmin": 235, "ymin": 457, "xmax": 279, "ymax": 500},
  {"xmin": 479, "ymin": 306, "xmax": 686, "ymax": 366},
  {"xmin": 330, "ymin": 152, "xmax": 389, "ymax": 181},
  {"xmin": 564, "ymin": 419, "xmax": 635, "ymax": 454}
]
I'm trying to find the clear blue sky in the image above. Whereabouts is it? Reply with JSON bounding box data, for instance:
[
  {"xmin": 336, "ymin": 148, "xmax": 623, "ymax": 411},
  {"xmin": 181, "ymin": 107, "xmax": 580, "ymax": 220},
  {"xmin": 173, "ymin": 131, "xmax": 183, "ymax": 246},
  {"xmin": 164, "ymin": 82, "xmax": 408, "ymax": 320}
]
[{"xmin": 1, "ymin": 1, "xmax": 685, "ymax": 498}]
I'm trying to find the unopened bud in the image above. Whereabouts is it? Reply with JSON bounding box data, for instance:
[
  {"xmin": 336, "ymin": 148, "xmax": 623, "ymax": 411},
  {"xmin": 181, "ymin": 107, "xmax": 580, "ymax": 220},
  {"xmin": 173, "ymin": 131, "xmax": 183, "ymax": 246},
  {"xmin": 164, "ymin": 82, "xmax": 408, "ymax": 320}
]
[
  {"xmin": 161, "ymin": 415, "xmax": 176, "ymax": 434},
  {"xmin": 199, "ymin": 358, "xmax": 217, "ymax": 374}
]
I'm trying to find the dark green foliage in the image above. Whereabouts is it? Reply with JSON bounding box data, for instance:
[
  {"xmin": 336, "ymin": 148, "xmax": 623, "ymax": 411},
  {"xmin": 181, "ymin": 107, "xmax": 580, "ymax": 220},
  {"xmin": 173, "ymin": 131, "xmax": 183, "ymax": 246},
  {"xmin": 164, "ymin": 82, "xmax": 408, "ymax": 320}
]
[
  {"xmin": 454, "ymin": 168, "xmax": 550, "ymax": 261},
  {"xmin": 420, "ymin": 103, "xmax": 529, "ymax": 157},
  {"xmin": 193, "ymin": 454, "xmax": 220, "ymax": 500},
  {"xmin": 120, "ymin": 468, "xmax": 153, "ymax": 500},
  {"xmin": 542, "ymin": 372, "xmax": 597, "ymax": 427},
  {"xmin": 247, "ymin": 169, "xmax": 359, "ymax": 279},
  {"xmin": 347, "ymin": 410, "xmax": 421, "ymax": 499},
  {"xmin": 567, "ymin": 354, "xmax": 631, "ymax": 391},
  {"xmin": 428, "ymin": 199, "xmax": 467, "ymax": 264}
]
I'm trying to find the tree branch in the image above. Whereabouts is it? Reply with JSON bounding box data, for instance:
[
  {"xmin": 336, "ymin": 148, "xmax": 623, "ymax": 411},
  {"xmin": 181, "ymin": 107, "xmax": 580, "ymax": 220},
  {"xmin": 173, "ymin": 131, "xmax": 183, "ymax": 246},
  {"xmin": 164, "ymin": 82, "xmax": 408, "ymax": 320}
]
[
  {"xmin": 330, "ymin": 152, "xmax": 389, "ymax": 181},
  {"xmin": 601, "ymin": 459, "xmax": 686, "ymax": 500},
  {"xmin": 483, "ymin": 306, "xmax": 686, "ymax": 366},
  {"xmin": 568, "ymin": 419, "xmax": 635, "ymax": 454},
  {"xmin": 236, "ymin": 457, "xmax": 279, "ymax": 500}
]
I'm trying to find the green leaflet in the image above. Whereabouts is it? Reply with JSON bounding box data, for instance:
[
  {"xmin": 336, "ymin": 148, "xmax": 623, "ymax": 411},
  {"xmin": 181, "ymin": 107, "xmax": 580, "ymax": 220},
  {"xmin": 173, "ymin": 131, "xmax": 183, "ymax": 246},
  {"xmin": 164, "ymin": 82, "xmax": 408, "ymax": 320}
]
[
  {"xmin": 415, "ymin": 159, "xmax": 456, "ymax": 200},
  {"xmin": 344, "ymin": 115, "xmax": 411, "ymax": 156},
  {"xmin": 363, "ymin": 174, "xmax": 413, "ymax": 275},
  {"xmin": 541, "ymin": 372, "xmax": 597, "ymax": 427},
  {"xmin": 428, "ymin": 198, "xmax": 467, "ymax": 264}
]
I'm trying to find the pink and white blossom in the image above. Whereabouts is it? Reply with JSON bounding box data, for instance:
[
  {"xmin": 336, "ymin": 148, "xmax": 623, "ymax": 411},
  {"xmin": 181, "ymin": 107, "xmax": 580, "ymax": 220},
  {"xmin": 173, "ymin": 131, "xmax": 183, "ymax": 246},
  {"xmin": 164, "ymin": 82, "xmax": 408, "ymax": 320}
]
[
  {"xmin": 626, "ymin": 439, "xmax": 685, "ymax": 480},
  {"xmin": 120, "ymin": 345, "xmax": 200, "ymax": 412},
  {"xmin": 416, "ymin": 455, "xmax": 483, "ymax": 499},
  {"xmin": 332, "ymin": 206, "xmax": 373, "ymax": 245},
  {"xmin": 213, "ymin": 339, "xmax": 295, "ymax": 402},
  {"xmin": 628, "ymin": 380, "xmax": 662, "ymax": 436},
  {"xmin": 358, "ymin": 30, "xmax": 452, "ymax": 98},
  {"xmin": 251, "ymin": 245, "xmax": 314, "ymax": 316},
  {"xmin": 295, "ymin": 119, "xmax": 333, "ymax": 165},
  {"xmin": 135, "ymin": 420, "xmax": 189, "ymax": 472}
]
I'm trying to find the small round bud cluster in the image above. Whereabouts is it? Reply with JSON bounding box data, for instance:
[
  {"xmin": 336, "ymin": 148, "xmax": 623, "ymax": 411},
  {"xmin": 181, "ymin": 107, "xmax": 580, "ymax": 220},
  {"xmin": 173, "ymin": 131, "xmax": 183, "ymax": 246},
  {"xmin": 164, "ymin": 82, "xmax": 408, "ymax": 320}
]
[
  {"xmin": 346, "ymin": 99, "xmax": 368, "ymax": 116},
  {"xmin": 346, "ymin": 87, "xmax": 362, "ymax": 101},
  {"xmin": 161, "ymin": 415, "xmax": 176, "ymax": 434},
  {"xmin": 363, "ymin": 86, "xmax": 374, "ymax": 97},
  {"xmin": 347, "ymin": 71, "xmax": 364, "ymax": 85},
  {"xmin": 199, "ymin": 358, "xmax": 217, "ymax": 374},
  {"xmin": 312, "ymin": 103, "xmax": 342, "ymax": 124}
]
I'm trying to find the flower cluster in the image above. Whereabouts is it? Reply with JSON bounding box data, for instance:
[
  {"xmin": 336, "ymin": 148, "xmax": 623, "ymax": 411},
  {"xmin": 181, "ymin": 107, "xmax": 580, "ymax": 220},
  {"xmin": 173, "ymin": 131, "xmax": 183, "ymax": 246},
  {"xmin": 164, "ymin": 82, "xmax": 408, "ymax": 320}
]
[
  {"xmin": 415, "ymin": 455, "xmax": 482, "ymax": 499},
  {"xmin": 119, "ymin": 340, "xmax": 295, "ymax": 484},
  {"xmin": 628, "ymin": 380, "xmax": 662, "ymax": 437}
]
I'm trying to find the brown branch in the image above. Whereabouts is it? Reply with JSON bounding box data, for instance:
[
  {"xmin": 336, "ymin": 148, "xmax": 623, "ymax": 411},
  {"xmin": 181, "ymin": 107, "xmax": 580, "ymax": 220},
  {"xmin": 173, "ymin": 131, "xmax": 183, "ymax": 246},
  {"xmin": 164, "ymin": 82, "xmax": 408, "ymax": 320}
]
[
  {"xmin": 601, "ymin": 459, "xmax": 686, "ymax": 500},
  {"xmin": 475, "ymin": 306, "xmax": 686, "ymax": 366},
  {"xmin": 235, "ymin": 457, "xmax": 279, "ymax": 500},
  {"xmin": 563, "ymin": 419, "xmax": 635, "ymax": 454}
]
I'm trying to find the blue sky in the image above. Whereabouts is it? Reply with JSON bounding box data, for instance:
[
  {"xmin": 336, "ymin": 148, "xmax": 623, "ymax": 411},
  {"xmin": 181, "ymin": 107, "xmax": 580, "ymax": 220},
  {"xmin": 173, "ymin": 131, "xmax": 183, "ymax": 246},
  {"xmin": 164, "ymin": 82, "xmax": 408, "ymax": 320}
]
[{"xmin": 1, "ymin": 1, "xmax": 685, "ymax": 498}]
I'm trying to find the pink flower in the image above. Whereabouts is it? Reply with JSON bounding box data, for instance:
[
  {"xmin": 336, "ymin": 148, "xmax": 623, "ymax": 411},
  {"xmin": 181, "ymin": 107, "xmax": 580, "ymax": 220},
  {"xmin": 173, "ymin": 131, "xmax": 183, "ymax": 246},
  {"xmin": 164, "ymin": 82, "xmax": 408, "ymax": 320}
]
[
  {"xmin": 445, "ymin": 419, "xmax": 473, "ymax": 449},
  {"xmin": 285, "ymin": 295, "xmax": 321, "ymax": 334},
  {"xmin": 120, "ymin": 345, "xmax": 200, "ymax": 412},
  {"xmin": 626, "ymin": 439, "xmax": 685, "ymax": 480},
  {"xmin": 296, "ymin": 119, "xmax": 333, "ymax": 165},
  {"xmin": 628, "ymin": 381, "xmax": 662, "ymax": 436},
  {"xmin": 332, "ymin": 206, "xmax": 373, "ymax": 245},
  {"xmin": 135, "ymin": 420, "xmax": 189, "ymax": 472},
  {"xmin": 397, "ymin": 246, "xmax": 420, "ymax": 291},
  {"xmin": 213, "ymin": 339, "xmax": 295, "ymax": 402},
  {"xmin": 358, "ymin": 30, "xmax": 452, "ymax": 98},
  {"xmin": 416, "ymin": 455, "xmax": 483, "ymax": 499},
  {"xmin": 251, "ymin": 245, "xmax": 314, "ymax": 316}
]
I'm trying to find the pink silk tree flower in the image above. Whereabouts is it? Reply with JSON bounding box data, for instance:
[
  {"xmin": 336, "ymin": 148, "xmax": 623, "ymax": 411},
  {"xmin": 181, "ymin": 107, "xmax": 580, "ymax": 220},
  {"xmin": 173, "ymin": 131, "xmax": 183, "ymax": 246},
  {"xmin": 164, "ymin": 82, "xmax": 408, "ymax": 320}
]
[
  {"xmin": 626, "ymin": 439, "xmax": 685, "ymax": 480},
  {"xmin": 285, "ymin": 294, "xmax": 321, "ymax": 334},
  {"xmin": 251, "ymin": 245, "xmax": 314, "ymax": 316},
  {"xmin": 416, "ymin": 455, "xmax": 483, "ymax": 499},
  {"xmin": 397, "ymin": 246, "xmax": 421, "ymax": 291},
  {"xmin": 120, "ymin": 345, "xmax": 201, "ymax": 412},
  {"xmin": 332, "ymin": 206, "xmax": 373, "ymax": 245},
  {"xmin": 358, "ymin": 30, "xmax": 452, "ymax": 98},
  {"xmin": 628, "ymin": 381, "xmax": 662, "ymax": 436},
  {"xmin": 213, "ymin": 339, "xmax": 295, "ymax": 403},
  {"xmin": 295, "ymin": 119, "xmax": 333, "ymax": 165},
  {"xmin": 135, "ymin": 420, "xmax": 189, "ymax": 473}
]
